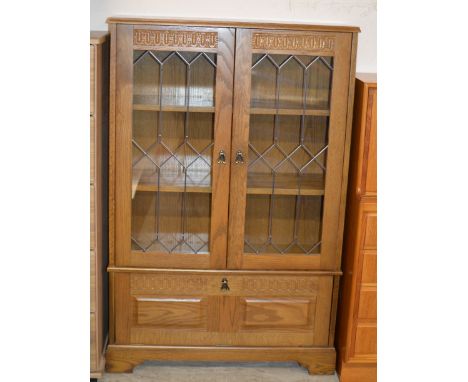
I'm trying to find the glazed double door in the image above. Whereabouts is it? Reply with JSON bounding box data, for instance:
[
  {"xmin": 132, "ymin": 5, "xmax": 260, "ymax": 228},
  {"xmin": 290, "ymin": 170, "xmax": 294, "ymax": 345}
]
[{"xmin": 114, "ymin": 25, "xmax": 352, "ymax": 271}]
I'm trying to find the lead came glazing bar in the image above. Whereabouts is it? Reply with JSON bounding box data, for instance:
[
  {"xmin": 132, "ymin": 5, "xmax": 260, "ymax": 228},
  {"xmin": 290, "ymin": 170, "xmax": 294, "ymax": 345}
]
[
  {"xmin": 131, "ymin": 50, "xmax": 217, "ymax": 254},
  {"xmin": 245, "ymin": 53, "xmax": 333, "ymax": 255}
]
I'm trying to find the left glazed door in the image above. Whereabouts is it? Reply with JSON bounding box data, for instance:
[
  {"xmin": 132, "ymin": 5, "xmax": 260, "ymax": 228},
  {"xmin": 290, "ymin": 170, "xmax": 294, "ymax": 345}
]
[{"xmin": 114, "ymin": 25, "xmax": 235, "ymax": 269}]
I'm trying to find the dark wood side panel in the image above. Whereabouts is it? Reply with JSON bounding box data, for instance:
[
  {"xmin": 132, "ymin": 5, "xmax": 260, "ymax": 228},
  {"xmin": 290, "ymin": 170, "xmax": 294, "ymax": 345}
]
[
  {"xmin": 336, "ymin": 74, "xmax": 377, "ymax": 382},
  {"xmin": 90, "ymin": 31, "xmax": 110, "ymax": 378}
]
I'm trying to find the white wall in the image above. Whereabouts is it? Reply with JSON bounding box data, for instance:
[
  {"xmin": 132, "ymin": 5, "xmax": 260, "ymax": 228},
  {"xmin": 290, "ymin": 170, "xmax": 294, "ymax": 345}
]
[{"xmin": 91, "ymin": 0, "xmax": 376, "ymax": 73}]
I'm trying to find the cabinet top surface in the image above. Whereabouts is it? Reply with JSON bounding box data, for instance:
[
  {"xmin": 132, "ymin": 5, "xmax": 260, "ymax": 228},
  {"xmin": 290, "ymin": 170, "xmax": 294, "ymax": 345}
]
[
  {"xmin": 356, "ymin": 72, "xmax": 377, "ymax": 85},
  {"xmin": 90, "ymin": 30, "xmax": 109, "ymax": 44},
  {"xmin": 106, "ymin": 16, "xmax": 360, "ymax": 33}
]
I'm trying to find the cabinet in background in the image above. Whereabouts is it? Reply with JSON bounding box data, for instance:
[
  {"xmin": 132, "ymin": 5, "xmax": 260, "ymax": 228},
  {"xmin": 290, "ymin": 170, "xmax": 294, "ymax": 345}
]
[
  {"xmin": 336, "ymin": 73, "xmax": 377, "ymax": 382},
  {"xmin": 90, "ymin": 31, "xmax": 109, "ymax": 379}
]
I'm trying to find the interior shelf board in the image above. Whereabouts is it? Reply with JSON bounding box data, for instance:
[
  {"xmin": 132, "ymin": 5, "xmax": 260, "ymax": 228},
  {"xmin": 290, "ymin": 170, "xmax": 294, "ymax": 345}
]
[
  {"xmin": 133, "ymin": 95, "xmax": 215, "ymax": 113},
  {"xmin": 250, "ymin": 100, "xmax": 330, "ymax": 116},
  {"xmin": 135, "ymin": 183, "xmax": 212, "ymax": 193},
  {"xmin": 133, "ymin": 170, "xmax": 212, "ymax": 195},
  {"xmin": 250, "ymin": 107, "xmax": 330, "ymax": 116},
  {"xmin": 247, "ymin": 172, "xmax": 325, "ymax": 196},
  {"xmin": 133, "ymin": 104, "xmax": 215, "ymax": 113},
  {"xmin": 133, "ymin": 172, "xmax": 324, "ymax": 196}
]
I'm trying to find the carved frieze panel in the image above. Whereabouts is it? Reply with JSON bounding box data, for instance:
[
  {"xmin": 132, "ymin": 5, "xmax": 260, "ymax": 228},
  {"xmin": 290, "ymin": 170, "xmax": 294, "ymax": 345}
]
[
  {"xmin": 134, "ymin": 29, "xmax": 218, "ymax": 49},
  {"xmin": 252, "ymin": 32, "xmax": 335, "ymax": 52},
  {"xmin": 131, "ymin": 274, "xmax": 209, "ymax": 294}
]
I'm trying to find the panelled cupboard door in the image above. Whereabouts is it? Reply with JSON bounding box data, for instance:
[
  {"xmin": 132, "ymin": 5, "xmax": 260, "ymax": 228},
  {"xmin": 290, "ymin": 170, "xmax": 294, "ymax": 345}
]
[
  {"xmin": 228, "ymin": 29, "xmax": 353, "ymax": 270},
  {"xmin": 114, "ymin": 24, "xmax": 235, "ymax": 269}
]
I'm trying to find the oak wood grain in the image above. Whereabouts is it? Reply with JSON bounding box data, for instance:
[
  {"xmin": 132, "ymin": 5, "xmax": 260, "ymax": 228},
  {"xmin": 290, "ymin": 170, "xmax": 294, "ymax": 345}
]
[
  {"xmin": 90, "ymin": 31, "xmax": 109, "ymax": 378},
  {"xmin": 112, "ymin": 271, "xmax": 333, "ymax": 347},
  {"xmin": 106, "ymin": 345, "xmax": 337, "ymax": 375},
  {"xmin": 108, "ymin": 266, "xmax": 342, "ymax": 276},
  {"xmin": 209, "ymin": 28, "xmax": 235, "ymax": 268},
  {"xmin": 107, "ymin": 19, "xmax": 359, "ymax": 376},
  {"xmin": 336, "ymin": 73, "xmax": 376, "ymax": 382},
  {"xmin": 106, "ymin": 16, "xmax": 360, "ymax": 33},
  {"xmin": 227, "ymin": 28, "xmax": 252, "ymax": 269}
]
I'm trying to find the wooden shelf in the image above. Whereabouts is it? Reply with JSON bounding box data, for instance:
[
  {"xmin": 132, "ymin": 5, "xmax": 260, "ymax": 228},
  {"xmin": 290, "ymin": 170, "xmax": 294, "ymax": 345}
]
[
  {"xmin": 133, "ymin": 170, "xmax": 212, "ymax": 196},
  {"xmin": 134, "ymin": 104, "xmax": 215, "ymax": 113},
  {"xmin": 247, "ymin": 172, "xmax": 325, "ymax": 196},
  {"xmin": 133, "ymin": 171, "xmax": 324, "ymax": 196},
  {"xmin": 250, "ymin": 100, "xmax": 329, "ymax": 116},
  {"xmin": 135, "ymin": 183, "xmax": 212, "ymax": 193},
  {"xmin": 133, "ymin": 95, "xmax": 215, "ymax": 113}
]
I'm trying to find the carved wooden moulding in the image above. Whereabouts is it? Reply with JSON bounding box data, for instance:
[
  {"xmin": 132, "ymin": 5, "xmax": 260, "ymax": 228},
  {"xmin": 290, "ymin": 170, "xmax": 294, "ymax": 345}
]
[
  {"xmin": 241, "ymin": 277, "xmax": 318, "ymax": 295},
  {"xmin": 131, "ymin": 274, "xmax": 209, "ymax": 294},
  {"xmin": 252, "ymin": 32, "xmax": 335, "ymax": 52},
  {"xmin": 134, "ymin": 29, "xmax": 218, "ymax": 49}
]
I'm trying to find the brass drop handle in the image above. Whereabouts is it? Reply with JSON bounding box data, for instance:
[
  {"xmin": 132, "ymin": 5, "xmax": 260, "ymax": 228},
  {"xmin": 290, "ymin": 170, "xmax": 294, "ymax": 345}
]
[
  {"xmin": 220, "ymin": 278, "xmax": 230, "ymax": 291},
  {"xmin": 235, "ymin": 150, "xmax": 244, "ymax": 164},
  {"xmin": 217, "ymin": 150, "xmax": 226, "ymax": 164}
]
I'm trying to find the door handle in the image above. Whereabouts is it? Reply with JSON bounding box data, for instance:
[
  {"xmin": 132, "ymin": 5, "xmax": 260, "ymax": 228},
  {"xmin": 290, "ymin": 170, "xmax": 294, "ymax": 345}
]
[
  {"xmin": 220, "ymin": 278, "xmax": 230, "ymax": 291},
  {"xmin": 217, "ymin": 150, "xmax": 226, "ymax": 164},
  {"xmin": 235, "ymin": 150, "xmax": 244, "ymax": 164}
]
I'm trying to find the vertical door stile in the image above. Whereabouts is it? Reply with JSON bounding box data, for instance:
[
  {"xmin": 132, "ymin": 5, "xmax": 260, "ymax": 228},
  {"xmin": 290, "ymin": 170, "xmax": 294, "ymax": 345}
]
[
  {"xmin": 210, "ymin": 28, "xmax": 235, "ymax": 269},
  {"xmin": 227, "ymin": 29, "xmax": 252, "ymax": 269},
  {"xmin": 319, "ymin": 33, "xmax": 352, "ymax": 270},
  {"xmin": 115, "ymin": 24, "xmax": 134, "ymax": 267}
]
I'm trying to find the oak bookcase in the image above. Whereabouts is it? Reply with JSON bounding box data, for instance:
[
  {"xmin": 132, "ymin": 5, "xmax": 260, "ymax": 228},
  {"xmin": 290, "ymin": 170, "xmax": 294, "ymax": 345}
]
[{"xmin": 106, "ymin": 17, "xmax": 359, "ymax": 375}]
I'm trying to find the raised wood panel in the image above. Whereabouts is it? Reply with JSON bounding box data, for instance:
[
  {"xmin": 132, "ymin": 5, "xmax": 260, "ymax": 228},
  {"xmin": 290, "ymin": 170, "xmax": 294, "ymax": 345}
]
[
  {"xmin": 242, "ymin": 298, "xmax": 313, "ymax": 328},
  {"xmin": 354, "ymin": 324, "xmax": 377, "ymax": 356},
  {"xmin": 357, "ymin": 287, "xmax": 376, "ymax": 320},
  {"xmin": 135, "ymin": 297, "xmax": 207, "ymax": 328},
  {"xmin": 363, "ymin": 88, "xmax": 377, "ymax": 196},
  {"xmin": 90, "ymin": 45, "xmax": 95, "ymax": 115},
  {"xmin": 362, "ymin": 212, "xmax": 377, "ymax": 250},
  {"xmin": 90, "ymin": 250, "xmax": 96, "ymax": 312},
  {"xmin": 348, "ymin": 75, "xmax": 377, "ymax": 199},
  {"xmin": 361, "ymin": 251, "xmax": 377, "ymax": 284},
  {"xmin": 113, "ymin": 271, "xmax": 333, "ymax": 347}
]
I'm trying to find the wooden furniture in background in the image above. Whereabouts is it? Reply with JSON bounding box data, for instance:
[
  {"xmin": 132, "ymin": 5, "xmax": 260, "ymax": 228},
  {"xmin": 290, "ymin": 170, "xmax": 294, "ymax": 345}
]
[
  {"xmin": 336, "ymin": 73, "xmax": 377, "ymax": 382},
  {"xmin": 90, "ymin": 31, "xmax": 109, "ymax": 379},
  {"xmin": 106, "ymin": 18, "xmax": 359, "ymax": 375}
]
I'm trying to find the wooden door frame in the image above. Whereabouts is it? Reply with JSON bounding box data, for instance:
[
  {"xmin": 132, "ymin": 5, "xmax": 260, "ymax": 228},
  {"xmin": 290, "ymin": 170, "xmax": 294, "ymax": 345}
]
[
  {"xmin": 227, "ymin": 28, "xmax": 353, "ymax": 271},
  {"xmin": 112, "ymin": 24, "xmax": 235, "ymax": 269}
]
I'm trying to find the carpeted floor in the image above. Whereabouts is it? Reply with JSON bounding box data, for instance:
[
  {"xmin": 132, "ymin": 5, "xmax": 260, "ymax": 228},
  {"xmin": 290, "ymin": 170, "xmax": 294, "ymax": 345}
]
[{"xmin": 99, "ymin": 361, "xmax": 339, "ymax": 382}]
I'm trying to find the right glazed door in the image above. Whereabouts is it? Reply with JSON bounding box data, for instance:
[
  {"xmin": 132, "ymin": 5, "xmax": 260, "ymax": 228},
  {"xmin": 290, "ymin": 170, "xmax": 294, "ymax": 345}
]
[{"xmin": 228, "ymin": 29, "xmax": 353, "ymax": 270}]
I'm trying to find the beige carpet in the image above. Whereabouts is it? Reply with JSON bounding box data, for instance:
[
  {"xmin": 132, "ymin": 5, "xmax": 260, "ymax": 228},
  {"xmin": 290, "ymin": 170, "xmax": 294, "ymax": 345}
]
[{"xmin": 100, "ymin": 362, "xmax": 339, "ymax": 382}]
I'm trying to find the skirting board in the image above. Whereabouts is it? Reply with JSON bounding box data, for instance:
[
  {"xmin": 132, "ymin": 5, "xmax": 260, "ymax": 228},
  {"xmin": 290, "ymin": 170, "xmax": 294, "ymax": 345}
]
[{"xmin": 106, "ymin": 345, "xmax": 336, "ymax": 375}]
